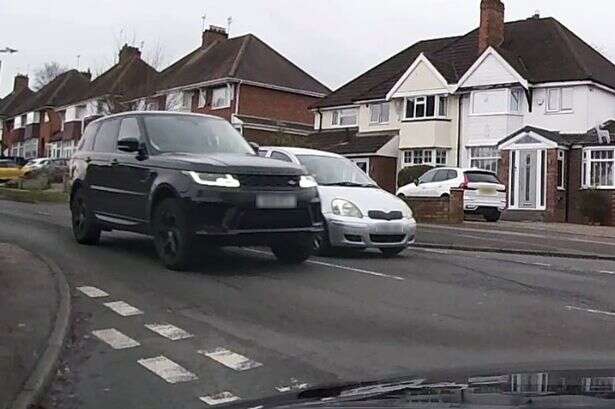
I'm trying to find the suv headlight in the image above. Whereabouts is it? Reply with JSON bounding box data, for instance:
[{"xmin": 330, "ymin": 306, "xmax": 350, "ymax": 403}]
[
  {"xmin": 299, "ymin": 175, "xmax": 318, "ymax": 188},
  {"xmin": 400, "ymin": 202, "xmax": 414, "ymax": 220},
  {"xmin": 183, "ymin": 171, "xmax": 240, "ymax": 188},
  {"xmin": 331, "ymin": 199, "xmax": 363, "ymax": 218}
]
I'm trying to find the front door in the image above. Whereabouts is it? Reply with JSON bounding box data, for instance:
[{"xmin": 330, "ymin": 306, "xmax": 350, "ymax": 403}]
[{"xmin": 518, "ymin": 150, "xmax": 537, "ymax": 208}]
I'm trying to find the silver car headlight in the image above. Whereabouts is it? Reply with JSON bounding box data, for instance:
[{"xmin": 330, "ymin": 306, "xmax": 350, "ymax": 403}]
[
  {"xmin": 299, "ymin": 175, "xmax": 318, "ymax": 188},
  {"xmin": 183, "ymin": 171, "xmax": 240, "ymax": 188},
  {"xmin": 331, "ymin": 199, "xmax": 363, "ymax": 218},
  {"xmin": 400, "ymin": 201, "xmax": 414, "ymax": 220}
]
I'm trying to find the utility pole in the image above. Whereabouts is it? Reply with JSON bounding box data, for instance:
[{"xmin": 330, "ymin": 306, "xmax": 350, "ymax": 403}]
[{"xmin": 201, "ymin": 13, "xmax": 207, "ymax": 31}]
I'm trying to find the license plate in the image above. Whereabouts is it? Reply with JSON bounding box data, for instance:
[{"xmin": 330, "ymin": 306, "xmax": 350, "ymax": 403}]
[
  {"xmin": 256, "ymin": 194, "xmax": 297, "ymax": 209},
  {"xmin": 479, "ymin": 187, "xmax": 497, "ymax": 195}
]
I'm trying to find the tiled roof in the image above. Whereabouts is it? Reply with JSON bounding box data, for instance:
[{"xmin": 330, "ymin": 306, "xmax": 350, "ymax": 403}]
[
  {"xmin": 86, "ymin": 56, "xmax": 158, "ymax": 101},
  {"xmin": 20, "ymin": 70, "xmax": 91, "ymax": 112},
  {"xmin": 306, "ymin": 128, "xmax": 396, "ymax": 155},
  {"xmin": 157, "ymin": 34, "xmax": 330, "ymax": 95},
  {"xmin": 235, "ymin": 114, "xmax": 314, "ymax": 132},
  {"xmin": 499, "ymin": 123, "xmax": 615, "ymax": 147},
  {"xmin": 315, "ymin": 17, "xmax": 615, "ymax": 108},
  {"xmin": 0, "ymin": 87, "xmax": 35, "ymax": 118}
]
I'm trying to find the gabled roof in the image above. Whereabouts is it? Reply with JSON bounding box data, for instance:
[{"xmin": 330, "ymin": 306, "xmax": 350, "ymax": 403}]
[
  {"xmin": 157, "ymin": 34, "xmax": 329, "ymax": 95},
  {"xmin": 306, "ymin": 128, "xmax": 396, "ymax": 155},
  {"xmin": 316, "ymin": 16, "xmax": 615, "ymax": 108},
  {"xmin": 0, "ymin": 87, "xmax": 34, "ymax": 118},
  {"xmin": 20, "ymin": 70, "xmax": 91, "ymax": 113},
  {"xmin": 86, "ymin": 56, "xmax": 158, "ymax": 102},
  {"xmin": 498, "ymin": 123, "xmax": 615, "ymax": 148}
]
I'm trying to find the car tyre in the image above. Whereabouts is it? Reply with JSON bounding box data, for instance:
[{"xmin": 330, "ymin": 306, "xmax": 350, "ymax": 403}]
[
  {"xmin": 313, "ymin": 228, "xmax": 334, "ymax": 256},
  {"xmin": 271, "ymin": 239, "xmax": 313, "ymax": 264},
  {"xmin": 152, "ymin": 198, "xmax": 194, "ymax": 271},
  {"xmin": 71, "ymin": 188, "xmax": 101, "ymax": 245},
  {"xmin": 483, "ymin": 209, "xmax": 501, "ymax": 222},
  {"xmin": 380, "ymin": 247, "xmax": 406, "ymax": 257}
]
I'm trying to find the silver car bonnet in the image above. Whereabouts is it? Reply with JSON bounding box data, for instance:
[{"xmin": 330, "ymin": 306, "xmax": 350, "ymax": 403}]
[{"xmin": 317, "ymin": 185, "xmax": 408, "ymax": 215}]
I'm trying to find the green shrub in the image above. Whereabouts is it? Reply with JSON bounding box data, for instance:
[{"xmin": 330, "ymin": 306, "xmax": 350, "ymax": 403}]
[
  {"xmin": 398, "ymin": 165, "xmax": 434, "ymax": 187},
  {"xmin": 579, "ymin": 189, "xmax": 610, "ymax": 224}
]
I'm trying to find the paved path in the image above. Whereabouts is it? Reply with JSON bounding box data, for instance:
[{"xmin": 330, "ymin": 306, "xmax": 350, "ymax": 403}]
[{"xmin": 2, "ymin": 200, "xmax": 615, "ymax": 408}]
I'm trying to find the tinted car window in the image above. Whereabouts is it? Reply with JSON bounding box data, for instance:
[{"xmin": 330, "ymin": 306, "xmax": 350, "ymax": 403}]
[
  {"xmin": 419, "ymin": 169, "xmax": 437, "ymax": 183},
  {"xmin": 93, "ymin": 119, "xmax": 120, "ymax": 153},
  {"xmin": 465, "ymin": 171, "xmax": 500, "ymax": 183},
  {"xmin": 432, "ymin": 169, "xmax": 450, "ymax": 182},
  {"xmin": 78, "ymin": 122, "xmax": 101, "ymax": 152},
  {"xmin": 270, "ymin": 151, "xmax": 292, "ymax": 162},
  {"xmin": 118, "ymin": 117, "xmax": 142, "ymax": 144},
  {"xmin": 447, "ymin": 170, "xmax": 458, "ymax": 180}
]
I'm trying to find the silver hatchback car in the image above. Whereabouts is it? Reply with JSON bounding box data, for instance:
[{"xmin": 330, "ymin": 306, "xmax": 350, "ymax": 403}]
[{"xmin": 259, "ymin": 147, "xmax": 417, "ymax": 256}]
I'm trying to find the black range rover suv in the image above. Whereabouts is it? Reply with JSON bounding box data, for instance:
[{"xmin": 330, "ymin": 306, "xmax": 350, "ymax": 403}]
[{"xmin": 69, "ymin": 112, "xmax": 323, "ymax": 269}]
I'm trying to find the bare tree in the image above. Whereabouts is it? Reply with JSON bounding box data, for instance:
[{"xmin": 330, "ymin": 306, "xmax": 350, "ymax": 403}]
[{"xmin": 33, "ymin": 62, "xmax": 69, "ymax": 90}]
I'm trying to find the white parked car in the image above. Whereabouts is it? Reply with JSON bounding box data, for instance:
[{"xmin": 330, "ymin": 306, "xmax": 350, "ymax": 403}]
[
  {"xmin": 397, "ymin": 167, "xmax": 506, "ymax": 222},
  {"xmin": 259, "ymin": 147, "xmax": 417, "ymax": 256}
]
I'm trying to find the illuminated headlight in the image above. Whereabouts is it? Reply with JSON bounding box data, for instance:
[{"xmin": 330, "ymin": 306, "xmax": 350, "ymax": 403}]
[
  {"xmin": 331, "ymin": 199, "xmax": 363, "ymax": 218},
  {"xmin": 183, "ymin": 171, "xmax": 240, "ymax": 188},
  {"xmin": 401, "ymin": 202, "xmax": 414, "ymax": 220},
  {"xmin": 299, "ymin": 175, "xmax": 318, "ymax": 188}
]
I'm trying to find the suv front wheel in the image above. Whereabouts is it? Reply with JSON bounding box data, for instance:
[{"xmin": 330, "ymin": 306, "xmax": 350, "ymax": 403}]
[
  {"xmin": 152, "ymin": 198, "xmax": 194, "ymax": 270},
  {"xmin": 71, "ymin": 189, "xmax": 101, "ymax": 245},
  {"xmin": 271, "ymin": 238, "xmax": 313, "ymax": 264}
]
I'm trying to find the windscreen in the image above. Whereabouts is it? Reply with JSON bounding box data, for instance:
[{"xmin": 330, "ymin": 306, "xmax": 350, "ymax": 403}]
[{"xmin": 297, "ymin": 154, "xmax": 375, "ymax": 186}]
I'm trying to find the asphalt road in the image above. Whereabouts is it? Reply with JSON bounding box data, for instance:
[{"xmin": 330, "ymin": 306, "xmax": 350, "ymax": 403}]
[{"xmin": 2, "ymin": 200, "xmax": 615, "ymax": 408}]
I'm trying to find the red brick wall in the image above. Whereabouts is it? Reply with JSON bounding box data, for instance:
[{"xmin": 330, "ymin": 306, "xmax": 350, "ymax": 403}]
[
  {"xmin": 238, "ymin": 84, "xmax": 318, "ymax": 125},
  {"xmin": 403, "ymin": 189, "xmax": 463, "ymax": 224},
  {"xmin": 368, "ymin": 156, "xmax": 397, "ymax": 193},
  {"xmin": 191, "ymin": 91, "xmax": 234, "ymax": 121}
]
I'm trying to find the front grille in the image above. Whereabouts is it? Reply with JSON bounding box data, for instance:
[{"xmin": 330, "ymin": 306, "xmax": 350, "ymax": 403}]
[
  {"xmin": 237, "ymin": 208, "xmax": 312, "ymax": 230},
  {"xmin": 370, "ymin": 234, "xmax": 406, "ymax": 243},
  {"xmin": 368, "ymin": 210, "xmax": 403, "ymax": 221},
  {"xmin": 237, "ymin": 174, "xmax": 300, "ymax": 189}
]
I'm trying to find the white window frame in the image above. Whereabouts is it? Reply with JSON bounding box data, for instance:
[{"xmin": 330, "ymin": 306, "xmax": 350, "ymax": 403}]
[
  {"xmin": 557, "ymin": 150, "xmax": 566, "ymax": 190},
  {"xmin": 198, "ymin": 89, "xmax": 207, "ymax": 108},
  {"xmin": 470, "ymin": 88, "xmax": 523, "ymax": 116},
  {"xmin": 211, "ymin": 86, "xmax": 231, "ymax": 110},
  {"xmin": 14, "ymin": 116, "xmax": 23, "ymax": 129},
  {"xmin": 582, "ymin": 147, "xmax": 615, "ymax": 189},
  {"xmin": 510, "ymin": 88, "xmax": 523, "ymax": 113},
  {"xmin": 369, "ymin": 102, "xmax": 390, "ymax": 124},
  {"xmin": 468, "ymin": 146, "xmax": 500, "ymax": 173},
  {"xmin": 59, "ymin": 111, "xmax": 66, "ymax": 131},
  {"xmin": 402, "ymin": 148, "xmax": 448, "ymax": 167},
  {"xmin": 403, "ymin": 95, "xmax": 448, "ymax": 120},
  {"xmin": 331, "ymin": 108, "xmax": 358, "ymax": 127},
  {"xmin": 546, "ymin": 87, "xmax": 574, "ymax": 113}
]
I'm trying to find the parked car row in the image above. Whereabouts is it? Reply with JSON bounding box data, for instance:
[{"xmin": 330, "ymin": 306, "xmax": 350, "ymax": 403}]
[{"xmin": 69, "ymin": 112, "xmax": 417, "ymax": 270}]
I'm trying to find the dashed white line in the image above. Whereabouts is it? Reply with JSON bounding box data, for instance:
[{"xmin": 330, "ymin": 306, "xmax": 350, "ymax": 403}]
[
  {"xmin": 103, "ymin": 301, "xmax": 143, "ymax": 317},
  {"xmin": 198, "ymin": 347, "xmax": 262, "ymax": 371},
  {"xmin": 199, "ymin": 391, "xmax": 241, "ymax": 405},
  {"xmin": 138, "ymin": 356, "xmax": 198, "ymax": 383},
  {"xmin": 77, "ymin": 286, "xmax": 109, "ymax": 298},
  {"xmin": 600, "ymin": 270, "xmax": 615, "ymax": 275},
  {"xmin": 275, "ymin": 378, "xmax": 309, "ymax": 392},
  {"xmin": 145, "ymin": 323, "xmax": 193, "ymax": 340},
  {"xmin": 565, "ymin": 305, "xmax": 615, "ymax": 317},
  {"xmin": 92, "ymin": 328, "xmax": 140, "ymax": 349}
]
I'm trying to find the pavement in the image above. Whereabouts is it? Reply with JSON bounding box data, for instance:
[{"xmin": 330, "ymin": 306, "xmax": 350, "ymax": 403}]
[
  {"xmin": 2, "ymin": 199, "xmax": 615, "ymax": 408},
  {"xmin": 0, "ymin": 242, "xmax": 69, "ymax": 409}
]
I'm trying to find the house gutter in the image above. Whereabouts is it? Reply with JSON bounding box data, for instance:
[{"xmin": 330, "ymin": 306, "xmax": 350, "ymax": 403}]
[
  {"xmin": 456, "ymin": 95, "xmax": 463, "ymax": 166},
  {"xmin": 234, "ymin": 80, "xmax": 242, "ymax": 115}
]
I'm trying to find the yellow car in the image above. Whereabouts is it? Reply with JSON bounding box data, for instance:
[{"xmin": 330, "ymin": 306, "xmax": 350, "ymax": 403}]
[{"xmin": 0, "ymin": 159, "xmax": 24, "ymax": 183}]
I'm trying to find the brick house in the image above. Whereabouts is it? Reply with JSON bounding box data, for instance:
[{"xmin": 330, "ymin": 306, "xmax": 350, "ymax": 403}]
[
  {"xmin": 152, "ymin": 25, "xmax": 329, "ymax": 143},
  {"xmin": 0, "ymin": 75, "xmax": 34, "ymax": 157}
]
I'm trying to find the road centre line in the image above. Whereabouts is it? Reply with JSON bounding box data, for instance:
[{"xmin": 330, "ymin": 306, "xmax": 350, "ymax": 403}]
[
  {"xmin": 199, "ymin": 391, "xmax": 241, "ymax": 405},
  {"xmin": 244, "ymin": 248, "xmax": 405, "ymax": 281},
  {"xmin": 565, "ymin": 305, "xmax": 615, "ymax": 317},
  {"xmin": 77, "ymin": 286, "xmax": 109, "ymax": 298},
  {"xmin": 103, "ymin": 301, "xmax": 143, "ymax": 317},
  {"xmin": 198, "ymin": 347, "xmax": 262, "ymax": 371},
  {"xmin": 145, "ymin": 323, "xmax": 193, "ymax": 340},
  {"xmin": 92, "ymin": 328, "xmax": 140, "ymax": 349},
  {"xmin": 138, "ymin": 356, "xmax": 198, "ymax": 383}
]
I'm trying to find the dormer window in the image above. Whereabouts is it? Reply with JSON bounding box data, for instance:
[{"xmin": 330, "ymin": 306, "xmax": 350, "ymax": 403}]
[{"xmin": 404, "ymin": 95, "xmax": 447, "ymax": 120}]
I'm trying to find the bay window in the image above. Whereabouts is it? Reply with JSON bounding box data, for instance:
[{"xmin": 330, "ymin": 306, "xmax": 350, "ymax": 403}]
[
  {"xmin": 469, "ymin": 146, "xmax": 500, "ymax": 172},
  {"xmin": 369, "ymin": 102, "xmax": 390, "ymax": 124},
  {"xmin": 403, "ymin": 149, "xmax": 448, "ymax": 166},
  {"xmin": 331, "ymin": 108, "xmax": 358, "ymax": 127},
  {"xmin": 404, "ymin": 95, "xmax": 447, "ymax": 120},
  {"xmin": 583, "ymin": 148, "xmax": 615, "ymax": 188},
  {"xmin": 23, "ymin": 138, "xmax": 38, "ymax": 159},
  {"xmin": 510, "ymin": 88, "xmax": 523, "ymax": 112}
]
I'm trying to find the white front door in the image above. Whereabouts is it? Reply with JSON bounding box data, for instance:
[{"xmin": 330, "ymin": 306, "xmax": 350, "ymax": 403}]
[{"xmin": 509, "ymin": 149, "xmax": 546, "ymax": 210}]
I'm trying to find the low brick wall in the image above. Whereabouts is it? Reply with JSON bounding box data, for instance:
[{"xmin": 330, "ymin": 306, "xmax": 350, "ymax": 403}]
[{"xmin": 403, "ymin": 188, "xmax": 464, "ymax": 224}]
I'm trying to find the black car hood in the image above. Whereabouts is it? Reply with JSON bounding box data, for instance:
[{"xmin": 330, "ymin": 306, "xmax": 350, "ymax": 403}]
[
  {"xmin": 231, "ymin": 367, "xmax": 615, "ymax": 408},
  {"xmin": 149, "ymin": 152, "xmax": 305, "ymax": 175}
]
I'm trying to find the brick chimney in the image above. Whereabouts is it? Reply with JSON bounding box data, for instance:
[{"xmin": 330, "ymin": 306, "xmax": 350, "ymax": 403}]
[
  {"xmin": 202, "ymin": 25, "xmax": 228, "ymax": 48},
  {"xmin": 478, "ymin": 0, "xmax": 505, "ymax": 54},
  {"xmin": 13, "ymin": 74, "xmax": 28, "ymax": 93},
  {"xmin": 80, "ymin": 70, "xmax": 92, "ymax": 81},
  {"xmin": 118, "ymin": 44, "xmax": 141, "ymax": 63}
]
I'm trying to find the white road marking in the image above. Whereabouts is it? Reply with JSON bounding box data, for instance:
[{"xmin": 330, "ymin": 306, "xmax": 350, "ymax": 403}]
[
  {"xmin": 92, "ymin": 328, "xmax": 140, "ymax": 349},
  {"xmin": 145, "ymin": 323, "xmax": 193, "ymax": 340},
  {"xmin": 199, "ymin": 391, "xmax": 241, "ymax": 405},
  {"xmin": 137, "ymin": 356, "xmax": 198, "ymax": 383},
  {"xmin": 77, "ymin": 286, "xmax": 109, "ymax": 298},
  {"xmin": 565, "ymin": 305, "xmax": 615, "ymax": 317},
  {"xmin": 600, "ymin": 270, "xmax": 615, "ymax": 275},
  {"xmin": 103, "ymin": 301, "xmax": 143, "ymax": 317},
  {"xmin": 414, "ymin": 248, "xmax": 450, "ymax": 254},
  {"xmin": 275, "ymin": 378, "xmax": 309, "ymax": 392},
  {"xmin": 198, "ymin": 347, "xmax": 262, "ymax": 371},
  {"xmin": 242, "ymin": 248, "xmax": 405, "ymax": 281}
]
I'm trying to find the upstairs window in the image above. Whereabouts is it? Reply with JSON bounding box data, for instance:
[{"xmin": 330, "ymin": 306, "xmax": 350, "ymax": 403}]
[
  {"xmin": 211, "ymin": 86, "xmax": 231, "ymax": 109},
  {"xmin": 331, "ymin": 108, "xmax": 358, "ymax": 127},
  {"xmin": 14, "ymin": 116, "xmax": 23, "ymax": 129},
  {"xmin": 510, "ymin": 89, "xmax": 523, "ymax": 112},
  {"xmin": 404, "ymin": 95, "xmax": 447, "ymax": 120},
  {"xmin": 369, "ymin": 102, "xmax": 390, "ymax": 124},
  {"xmin": 181, "ymin": 91, "xmax": 194, "ymax": 110},
  {"xmin": 546, "ymin": 88, "xmax": 573, "ymax": 113}
]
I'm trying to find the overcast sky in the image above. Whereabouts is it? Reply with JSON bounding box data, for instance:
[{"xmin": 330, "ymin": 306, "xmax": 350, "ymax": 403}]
[{"xmin": 1, "ymin": 0, "xmax": 615, "ymax": 96}]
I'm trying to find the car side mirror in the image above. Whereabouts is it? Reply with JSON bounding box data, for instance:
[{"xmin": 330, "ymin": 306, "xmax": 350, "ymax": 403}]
[
  {"xmin": 248, "ymin": 141, "xmax": 259, "ymax": 153},
  {"xmin": 118, "ymin": 137, "xmax": 140, "ymax": 153},
  {"xmin": 414, "ymin": 178, "xmax": 420, "ymax": 185}
]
